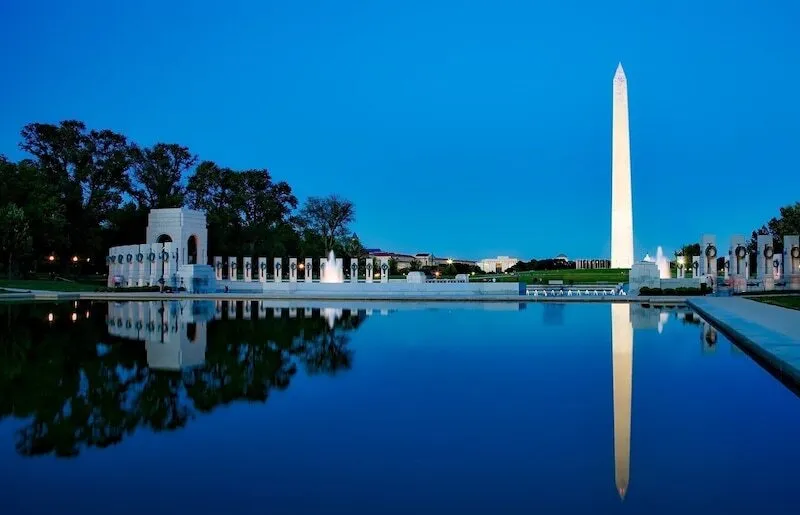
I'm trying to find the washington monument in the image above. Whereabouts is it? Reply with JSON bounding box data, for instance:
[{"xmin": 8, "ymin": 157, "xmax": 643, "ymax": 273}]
[{"xmin": 611, "ymin": 63, "xmax": 634, "ymax": 269}]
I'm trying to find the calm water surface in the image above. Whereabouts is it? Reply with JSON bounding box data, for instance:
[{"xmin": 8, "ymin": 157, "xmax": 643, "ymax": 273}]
[{"xmin": 1, "ymin": 300, "xmax": 799, "ymax": 514}]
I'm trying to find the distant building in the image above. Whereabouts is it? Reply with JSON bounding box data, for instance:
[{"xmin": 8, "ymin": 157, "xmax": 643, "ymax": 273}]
[
  {"xmin": 366, "ymin": 249, "xmax": 476, "ymax": 271},
  {"xmin": 478, "ymin": 256, "xmax": 519, "ymax": 273},
  {"xmin": 555, "ymin": 253, "xmax": 569, "ymax": 262},
  {"xmin": 575, "ymin": 259, "xmax": 611, "ymax": 269}
]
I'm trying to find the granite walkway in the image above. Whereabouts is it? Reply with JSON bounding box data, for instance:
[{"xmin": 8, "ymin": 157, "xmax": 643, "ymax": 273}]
[{"xmin": 689, "ymin": 297, "xmax": 800, "ymax": 384}]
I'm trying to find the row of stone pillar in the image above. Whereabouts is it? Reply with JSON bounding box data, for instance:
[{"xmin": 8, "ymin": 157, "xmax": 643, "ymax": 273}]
[{"xmin": 212, "ymin": 257, "xmax": 391, "ymax": 283}]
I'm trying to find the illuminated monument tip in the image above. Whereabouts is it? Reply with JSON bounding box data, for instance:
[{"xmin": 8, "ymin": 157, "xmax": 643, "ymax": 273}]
[
  {"xmin": 611, "ymin": 62, "xmax": 634, "ymax": 269},
  {"xmin": 618, "ymin": 487, "xmax": 627, "ymax": 500}
]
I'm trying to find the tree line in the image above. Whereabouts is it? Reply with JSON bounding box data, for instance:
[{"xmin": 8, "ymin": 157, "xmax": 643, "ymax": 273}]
[{"xmin": 0, "ymin": 120, "xmax": 361, "ymax": 278}]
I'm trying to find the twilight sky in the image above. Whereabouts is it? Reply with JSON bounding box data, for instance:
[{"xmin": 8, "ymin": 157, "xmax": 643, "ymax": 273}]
[{"xmin": 2, "ymin": 0, "xmax": 798, "ymax": 261}]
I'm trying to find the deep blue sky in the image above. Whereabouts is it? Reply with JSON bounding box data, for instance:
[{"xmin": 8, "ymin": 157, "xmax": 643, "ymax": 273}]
[{"xmin": 2, "ymin": 0, "xmax": 798, "ymax": 260}]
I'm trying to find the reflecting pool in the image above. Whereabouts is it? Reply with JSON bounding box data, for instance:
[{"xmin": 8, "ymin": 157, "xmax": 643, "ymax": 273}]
[{"xmin": 2, "ymin": 300, "xmax": 800, "ymax": 514}]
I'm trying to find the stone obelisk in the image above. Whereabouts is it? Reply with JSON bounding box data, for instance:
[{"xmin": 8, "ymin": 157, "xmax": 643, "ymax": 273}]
[
  {"xmin": 611, "ymin": 63, "xmax": 634, "ymax": 269},
  {"xmin": 612, "ymin": 303, "xmax": 632, "ymax": 500}
]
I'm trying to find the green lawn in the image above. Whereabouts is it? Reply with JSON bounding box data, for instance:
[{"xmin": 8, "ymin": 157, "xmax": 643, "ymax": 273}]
[
  {"xmin": 478, "ymin": 269, "xmax": 630, "ymax": 285},
  {"xmin": 749, "ymin": 295, "xmax": 800, "ymax": 311},
  {"xmin": 0, "ymin": 279, "xmax": 103, "ymax": 292}
]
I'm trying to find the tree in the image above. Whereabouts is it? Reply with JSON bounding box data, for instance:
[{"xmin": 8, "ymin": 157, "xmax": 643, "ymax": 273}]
[
  {"xmin": 297, "ymin": 195, "xmax": 355, "ymax": 252},
  {"xmin": 768, "ymin": 202, "xmax": 800, "ymax": 238},
  {"xmin": 340, "ymin": 232, "xmax": 365, "ymax": 258},
  {"xmin": 675, "ymin": 243, "xmax": 701, "ymax": 257},
  {"xmin": 129, "ymin": 143, "xmax": 196, "ymax": 209},
  {"xmin": 186, "ymin": 162, "xmax": 299, "ymax": 257},
  {"xmin": 409, "ymin": 259, "xmax": 421, "ymax": 271},
  {"xmin": 19, "ymin": 121, "xmax": 132, "ymax": 259},
  {"xmin": 0, "ymin": 203, "xmax": 32, "ymax": 278}
]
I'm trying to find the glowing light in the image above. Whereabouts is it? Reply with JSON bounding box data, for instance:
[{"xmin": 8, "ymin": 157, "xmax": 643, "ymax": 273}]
[
  {"xmin": 71, "ymin": 313, "xmax": 77, "ymax": 322},
  {"xmin": 48, "ymin": 255, "xmax": 55, "ymax": 262},
  {"xmin": 85, "ymin": 311, "xmax": 90, "ymax": 318},
  {"xmin": 446, "ymin": 259, "xmax": 453, "ymax": 265},
  {"xmin": 86, "ymin": 257, "xmax": 91, "ymax": 262},
  {"xmin": 47, "ymin": 313, "xmax": 54, "ymax": 322},
  {"xmin": 298, "ymin": 263, "xmax": 305, "ymax": 270},
  {"xmin": 72, "ymin": 256, "xmax": 79, "ymax": 262}
]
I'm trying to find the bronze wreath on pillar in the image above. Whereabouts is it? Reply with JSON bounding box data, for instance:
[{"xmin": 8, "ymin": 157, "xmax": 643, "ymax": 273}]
[
  {"xmin": 705, "ymin": 245, "xmax": 717, "ymax": 259},
  {"xmin": 260, "ymin": 262, "xmax": 267, "ymax": 270},
  {"xmin": 773, "ymin": 259, "xmax": 780, "ymax": 269},
  {"xmin": 149, "ymin": 252, "xmax": 156, "ymax": 262},
  {"xmin": 245, "ymin": 262, "xmax": 251, "ymax": 270},
  {"xmin": 735, "ymin": 246, "xmax": 747, "ymax": 259},
  {"xmin": 764, "ymin": 245, "xmax": 774, "ymax": 259},
  {"xmin": 381, "ymin": 263, "xmax": 389, "ymax": 272},
  {"xmin": 137, "ymin": 253, "xmax": 144, "ymax": 263},
  {"xmin": 126, "ymin": 254, "xmax": 133, "ymax": 263},
  {"xmin": 118, "ymin": 254, "xmax": 124, "ymax": 263},
  {"xmin": 792, "ymin": 246, "xmax": 800, "ymax": 259}
]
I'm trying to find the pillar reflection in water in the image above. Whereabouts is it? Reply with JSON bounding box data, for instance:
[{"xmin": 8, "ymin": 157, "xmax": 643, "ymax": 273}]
[{"xmin": 611, "ymin": 303, "xmax": 632, "ymax": 500}]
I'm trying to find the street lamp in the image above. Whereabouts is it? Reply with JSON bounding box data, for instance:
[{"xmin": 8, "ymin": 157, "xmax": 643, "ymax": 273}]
[
  {"xmin": 48, "ymin": 255, "xmax": 55, "ymax": 262},
  {"xmin": 72, "ymin": 256, "xmax": 79, "ymax": 263}
]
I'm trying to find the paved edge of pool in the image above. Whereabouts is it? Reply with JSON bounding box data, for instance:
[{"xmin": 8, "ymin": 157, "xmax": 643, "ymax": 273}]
[
  {"xmin": 688, "ymin": 297, "xmax": 800, "ymax": 386},
  {"xmin": 1, "ymin": 291, "xmax": 690, "ymax": 304}
]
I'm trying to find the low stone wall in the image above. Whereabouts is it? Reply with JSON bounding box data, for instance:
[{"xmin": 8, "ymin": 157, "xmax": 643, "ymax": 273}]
[{"xmin": 217, "ymin": 280, "xmax": 525, "ymax": 296}]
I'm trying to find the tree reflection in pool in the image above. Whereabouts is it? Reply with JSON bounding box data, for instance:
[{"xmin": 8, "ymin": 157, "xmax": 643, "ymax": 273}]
[{"xmin": 0, "ymin": 300, "xmax": 364, "ymax": 458}]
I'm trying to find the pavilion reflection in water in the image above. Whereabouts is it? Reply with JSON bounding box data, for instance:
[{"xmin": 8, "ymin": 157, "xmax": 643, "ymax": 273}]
[{"xmin": 106, "ymin": 300, "xmax": 215, "ymax": 370}]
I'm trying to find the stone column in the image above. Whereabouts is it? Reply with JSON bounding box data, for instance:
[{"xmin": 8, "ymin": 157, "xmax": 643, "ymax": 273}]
[
  {"xmin": 691, "ymin": 256, "xmax": 699, "ymax": 278},
  {"xmin": 289, "ymin": 258, "xmax": 298, "ymax": 282},
  {"xmin": 227, "ymin": 300, "xmax": 236, "ymax": 319},
  {"xmin": 350, "ymin": 260, "xmax": 359, "ymax": 283},
  {"xmin": 273, "ymin": 258, "xmax": 282, "ymax": 283},
  {"xmin": 366, "ymin": 259, "xmax": 374, "ymax": 283},
  {"xmin": 244, "ymin": 257, "xmax": 252, "ymax": 282},
  {"xmin": 289, "ymin": 308, "xmax": 297, "ymax": 318},
  {"xmin": 700, "ymin": 234, "xmax": 717, "ymax": 277},
  {"xmin": 214, "ymin": 300, "xmax": 223, "ymax": 320},
  {"xmin": 785, "ymin": 235, "xmax": 800, "ymax": 281},
  {"xmin": 336, "ymin": 258, "xmax": 344, "ymax": 280},
  {"xmin": 319, "ymin": 257, "xmax": 328, "ymax": 281},
  {"xmin": 380, "ymin": 258, "xmax": 390, "ymax": 283},
  {"xmin": 228, "ymin": 256, "xmax": 238, "ymax": 281},
  {"xmin": 258, "ymin": 257, "xmax": 267, "ymax": 282},
  {"xmin": 243, "ymin": 300, "xmax": 251, "ymax": 320},
  {"xmin": 757, "ymin": 234, "xmax": 774, "ymax": 279},
  {"xmin": 304, "ymin": 258, "xmax": 313, "ymax": 282},
  {"xmin": 772, "ymin": 254, "xmax": 782, "ymax": 281},
  {"xmin": 273, "ymin": 307, "xmax": 282, "ymax": 317},
  {"xmin": 258, "ymin": 301, "xmax": 268, "ymax": 317},
  {"xmin": 214, "ymin": 256, "xmax": 223, "ymax": 280},
  {"xmin": 304, "ymin": 307, "xmax": 312, "ymax": 318}
]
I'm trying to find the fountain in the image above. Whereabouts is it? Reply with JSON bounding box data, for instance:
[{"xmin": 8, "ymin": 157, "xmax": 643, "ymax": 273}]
[
  {"xmin": 322, "ymin": 307, "xmax": 342, "ymax": 328},
  {"xmin": 320, "ymin": 250, "xmax": 344, "ymax": 283},
  {"xmin": 643, "ymin": 247, "xmax": 671, "ymax": 279}
]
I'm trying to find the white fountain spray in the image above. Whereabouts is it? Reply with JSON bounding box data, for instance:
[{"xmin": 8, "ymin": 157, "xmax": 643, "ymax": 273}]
[
  {"xmin": 643, "ymin": 246, "xmax": 671, "ymax": 280},
  {"xmin": 320, "ymin": 249, "xmax": 344, "ymax": 283}
]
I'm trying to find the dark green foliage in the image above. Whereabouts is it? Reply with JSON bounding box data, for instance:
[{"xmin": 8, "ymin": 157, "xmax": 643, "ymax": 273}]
[
  {"xmin": 0, "ymin": 301, "xmax": 365, "ymax": 457},
  {"xmin": 1, "ymin": 120, "xmax": 359, "ymax": 278}
]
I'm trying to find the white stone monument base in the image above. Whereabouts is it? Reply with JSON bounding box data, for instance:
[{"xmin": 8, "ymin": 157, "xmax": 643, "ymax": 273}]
[{"xmin": 176, "ymin": 265, "xmax": 217, "ymax": 293}]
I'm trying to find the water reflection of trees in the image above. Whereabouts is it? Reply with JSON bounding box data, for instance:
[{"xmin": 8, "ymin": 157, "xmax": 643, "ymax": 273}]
[{"xmin": 0, "ymin": 302, "xmax": 365, "ymax": 458}]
